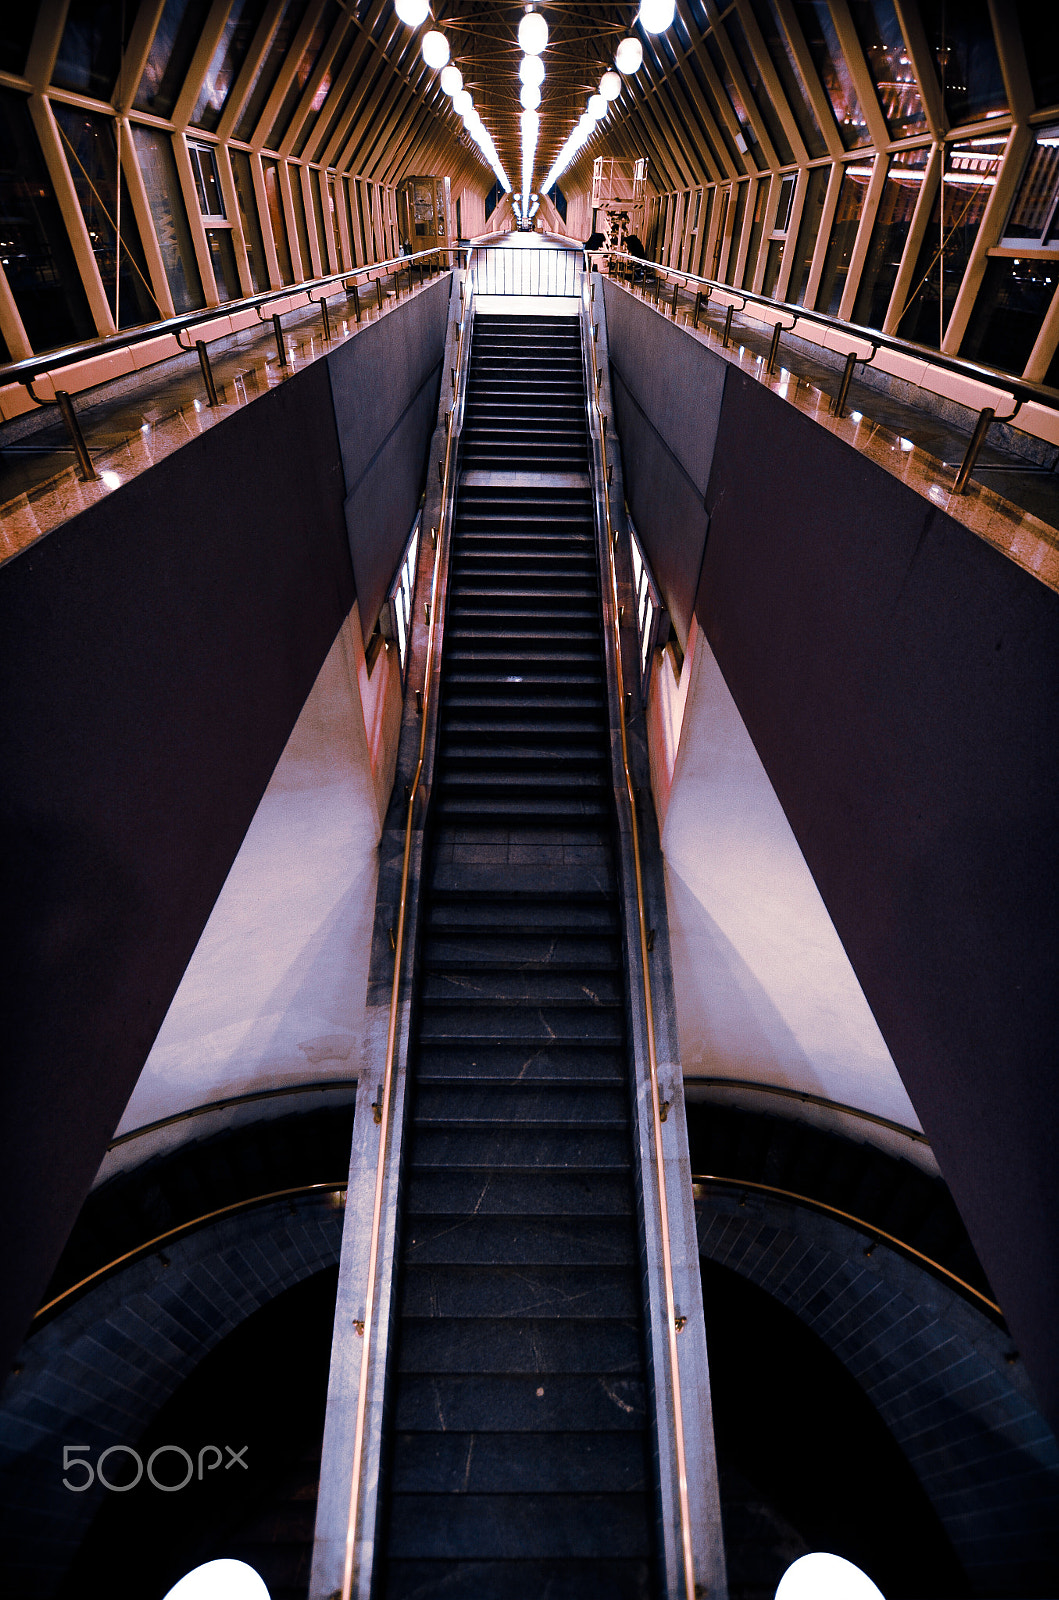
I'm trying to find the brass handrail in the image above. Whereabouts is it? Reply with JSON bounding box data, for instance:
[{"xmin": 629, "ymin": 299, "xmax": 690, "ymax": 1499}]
[
  {"xmin": 685, "ymin": 1078, "xmax": 930, "ymax": 1144},
  {"xmin": 588, "ymin": 293, "xmax": 697, "ymax": 1600},
  {"xmin": 340, "ymin": 279, "xmax": 470, "ymax": 1600},
  {"xmin": 105, "ymin": 1080, "xmax": 358, "ymax": 1149},
  {"xmin": 33, "ymin": 1183, "xmax": 346, "ymax": 1321},
  {"xmin": 692, "ymin": 1174, "xmax": 1003, "ymax": 1320}
]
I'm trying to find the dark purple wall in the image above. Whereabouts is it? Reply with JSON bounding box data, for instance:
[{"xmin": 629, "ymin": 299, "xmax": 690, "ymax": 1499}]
[
  {"xmin": 0, "ymin": 360, "xmax": 354, "ymax": 1382},
  {"xmin": 605, "ymin": 293, "xmax": 1059, "ymax": 1437}
]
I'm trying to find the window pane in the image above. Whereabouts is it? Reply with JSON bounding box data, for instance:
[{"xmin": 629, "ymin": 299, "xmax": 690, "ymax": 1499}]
[
  {"xmin": 233, "ymin": 0, "xmax": 310, "ymax": 143},
  {"xmin": 262, "ymin": 156, "xmax": 293, "ymax": 283},
  {"xmin": 725, "ymin": 12, "xmax": 794, "ymax": 166},
  {"xmin": 231, "ymin": 149, "xmax": 269, "ymax": 292},
  {"xmin": 787, "ymin": 164, "xmax": 829, "ymax": 305},
  {"xmin": 309, "ymin": 164, "xmax": 329, "ymax": 272},
  {"xmin": 1014, "ymin": 1, "xmax": 1059, "ymax": 114},
  {"xmin": 1003, "ymin": 127, "xmax": 1059, "ymax": 245},
  {"xmin": 705, "ymin": 32, "xmax": 766, "ymax": 171},
  {"xmin": 762, "ymin": 236, "xmax": 785, "ymax": 297},
  {"xmin": 269, "ymin": 0, "xmax": 340, "ymax": 149},
  {"xmin": 742, "ymin": 176, "xmax": 770, "ymax": 288},
  {"xmin": 961, "ymin": 257, "xmax": 1059, "ymax": 374},
  {"xmin": 724, "ymin": 179, "xmax": 749, "ymax": 284},
  {"xmin": 206, "ymin": 226, "xmax": 239, "ymax": 301},
  {"xmin": 847, "ymin": 0, "xmax": 926, "ymax": 138},
  {"xmin": 0, "ymin": 87, "xmax": 94, "ymax": 351},
  {"xmin": 898, "ymin": 136, "xmax": 1003, "ymax": 347},
  {"xmin": 189, "ymin": 143, "xmax": 226, "ymax": 218},
  {"xmin": 288, "ymin": 162, "xmax": 312, "ymax": 276},
  {"xmin": 293, "ymin": 23, "xmax": 355, "ymax": 157},
  {"xmin": 53, "ymin": 103, "xmax": 159, "ymax": 329},
  {"xmin": 53, "ymin": 0, "xmax": 135, "ymax": 101},
  {"xmin": 748, "ymin": 0, "xmax": 826, "ymax": 159},
  {"xmin": 790, "ymin": 0, "xmax": 870, "ymax": 148},
  {"xmin": 0, "ymin": 7, "xmax": 37, "ymax": 77},
  {"xmin": 190, "ymin": 0, "xmax": 268, "ymax": 133},
  {"xmin": 853, "ymin": 145, "xmax": 929, "ymax": 328},
  {"xmin": 135, "ymin": 0, "xmax": 213, "ymax": 118},
  {"xmin": 131, "ymin": 124, "xmax": 205, "ymax": 314},
  {"xmin": 711, "ymin": 187, "xmax": 730, "ymax": 277},
  {"xmin": 816, "ymin": 158, "xmax": 873, "ymax": 314},
  {"xmin": 918, "ymin": 0, "xmax": 1006, "ymax": 125}
]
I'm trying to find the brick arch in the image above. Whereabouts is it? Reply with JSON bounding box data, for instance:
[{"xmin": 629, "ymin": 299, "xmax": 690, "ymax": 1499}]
[
  {"xmin": 695, "ymin": 1188, "xmax": 1059, "ymax": 1595},
  {"xmin": 0, "ymin": 1192, "xmax": 345, "ymax": 1598}
]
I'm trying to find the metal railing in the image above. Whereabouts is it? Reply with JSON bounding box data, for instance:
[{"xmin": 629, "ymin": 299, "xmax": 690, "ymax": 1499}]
[
  {"xmin": 340, "ymin": 279, "xmax": 472, "ymax": 1600},
  {"xmin": 627, "ymin": 513, "xmax": 668, "ymax": 692},
  {"xmin": 583, "ymin": 285, "xmax": 698, "ymax": 1600},
  {"xmin": 470, "ymin": 244, "xmax": 582, "ymax": 297},
  {"xmin": 692, "ymin": 1174, "xmax": 1003, "ymax": 1320},
  {"xmin": 597, "ymin": 247, "xmax": 1059, "ymax": 494},
  {"xmin": 0, "ymin": 245, "xmax": 454, "ymax": 483}
]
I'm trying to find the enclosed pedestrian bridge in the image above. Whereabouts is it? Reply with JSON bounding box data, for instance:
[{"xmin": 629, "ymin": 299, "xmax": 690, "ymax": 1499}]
[{"xmin": 3, "ymin": 227, "xmax": 1058, "ymax": 1599}]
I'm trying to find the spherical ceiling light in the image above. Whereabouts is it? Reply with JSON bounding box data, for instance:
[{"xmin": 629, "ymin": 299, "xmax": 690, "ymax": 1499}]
[
  {"xmin": 439, "ymin": 63, "xmax": 463, "ymax": 96},
  {"xmin": 600, "ymin": 69, "xmax": 622, "ymax": 100},
  {"xmin": 518, "ymin": 8, "xmax": 549, "ymax": 54},
  {"xmin": 452, "ymin": 87, "xmax": 472, "ymax": 116},
  {"xmin": 520, "ymin": 82, "xmax": 541, "ymax": 110},
  {"xmin": 775, "ymin": 1554, "xmax": 886, "ymax": 1600},
  {"xmin": 163, "ymin": 1562, "xmax": 271, "ymax": 1600},
  {"xmin": 519, "ymin": 54, "xmax": 545, "ymax": 88},
  {"xmin": 615, "ymin": 36, "xmax": 644, "ymax": 73},
  {"xmin": 637, "ymin": 0, "xmax": 675, "ymax": 33},
  {"xmin": 394, "ymin": 0, "xmax": 430, "ymax": 28},
  {"xmin": 587, "ymin": 93, "xmax": 607, "ymax": 119},
  {"xmin": 421, "ymin": 29, "xmax": 449, "ymax": 68},
  {"xmin": 521, "ymin": 108, "xmax": 540, "ymax": 137}
]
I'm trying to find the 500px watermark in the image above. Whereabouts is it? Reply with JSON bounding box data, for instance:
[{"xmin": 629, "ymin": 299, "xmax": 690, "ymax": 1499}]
[{"xmin": 62, "ymin": 1443, "xmax": 248, "ymax": 1492}]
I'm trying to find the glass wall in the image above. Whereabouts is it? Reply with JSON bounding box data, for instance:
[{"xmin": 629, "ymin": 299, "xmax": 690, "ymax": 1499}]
[
  {"xmin": 262, "ymin": 157, "xmax": 294, "ymax": 284},
  {"xmin": 190, "ymin": 0, "xmax": 269, "ymax": 133},
  {"xmin": 847, "ymin": 0, "xmax": 926, "ymax": 138},
  {"xmin": 231, "ymin": 150, "xmax": 270, "ymax": 292},
  {"xmin": 917, "ymin": 0, "xmax": 1006, "ymax": 124},
  {"xmin": 853, "ymin": 146, "xmax": 930, "ymax": 328},
  {"xmin": 791, "ymin": 0, "xmax": 870, "ymax": 148},
  {"xmin": 898, "ymin": 136, "xmax": 1004, "ymax": 347},
  {"xmin": 135, "ymin": 0, "xmax": 215, "ymax": 119},
  {"xmin": 723, "ymin": 180, "xmax": 749, "ymax": 285},
  {"xmin": 742, "ymin": 177, "xmax": 770, "ymax": 289},
  {"xmin": 961, "ymin": 258, "xmax": 1059, "ymax": 374},
  {"xmin": 787, "ymin": 165, "xmax": 829, "ymax": 305},
  {"xmin": 816, "ymin": 159, "xmax": 874, "ymax": 314},
  {"xmin": 131, "ymin": 125, "xmax": 206, "ymax": 314}
]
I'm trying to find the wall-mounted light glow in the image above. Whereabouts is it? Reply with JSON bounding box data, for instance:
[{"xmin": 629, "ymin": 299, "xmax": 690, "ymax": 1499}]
[
  {"xmin": 600, "ymin": 70, "xmax": 622, "ymax": 99},
  {"xmin": 394, "ymin": 0, "xmax": 429, "ymax": 28},
  {"xmin": 775, "ymin": 1554, "xmax": 885, "ymax": 1600},
  {"xmin": 452, "ymin": 88, "xmax": 472, "ymax": 116},
  {"xmin": 637, "ymin": 0, "xmax": 675, "ymax": 33},
  {"xmin": 615, "ymin": 36, "xmax": 643, "ymax": 73},
  {"xmin": 519, "ymin": 54, "xmax": 545, "ymax": 88},
  {"xmin": 518, "ymin": 8, "xmax": 548, "ymax": 54},
  {"xmin": 520, "ymin": 83, "xmax": 541, "ymax": 110},
  {"xmin": 163, "ymin": 1561, "xmax": 271, "ymax": 1600},
  {"xmin": 421, "ymin": 29, "xmax": 449, "ymax": 68}
]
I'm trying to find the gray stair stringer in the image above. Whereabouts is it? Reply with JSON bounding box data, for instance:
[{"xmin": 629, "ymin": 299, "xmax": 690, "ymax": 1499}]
[
  {"xmin": 585, "ymin": 271, "xmax": 729, "ymax": 1600},
  {"xmin": 309, "ymin": 268, "xmax": 473, "ymax": 1600}
]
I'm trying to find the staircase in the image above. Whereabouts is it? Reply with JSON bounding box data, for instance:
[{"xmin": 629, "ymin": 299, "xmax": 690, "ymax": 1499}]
[{"xmin": 376, "ymin": 314, "xmax": 657, "ymax": 1598}]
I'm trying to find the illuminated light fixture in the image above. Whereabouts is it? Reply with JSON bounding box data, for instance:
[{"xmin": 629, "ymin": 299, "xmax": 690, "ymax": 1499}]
[
  {"xmin": 587, "ymin": 93, "xmax": 607, "ymax": 119},
  {"xmin": 394, "ymin": 0, "xmax": 429, "ymax": 27},
  {"xmin": 518, "ymin": 8, "xmax": 548, "ymax": 54},
  {"xmin": 521, "ymin": 106, "xmax": 539, "ymax": 210},
  {"xmin": 421, "ymin": 29, "xmax": 449, "ymax": 68},
  {"xmin": 440, "ymin": 63, "xmax": 463, "ymax": 95},
  {"xmin": 615, "ymin": 35, "xmax": 643, "ymax": 73},
  {"xmin": 452, "ymin": 87, "xmax": 472, "ymax": 116},
  {"xmin": 600, "ymin": 69, "xmax": 622, "ymax": 99},
  {"xmin": 520, "ymin": 83, "xmax": 541, "ymax": 110},
  {"xmin": 775, "ymin": 1554, "xmax": 885, "ymax": 1600},
  {"xmin": 637, "ymin": 0, "xmax": 675, "ymax": 32},
  {"xmin": 163, "ymin": 1561, "xmax": 271, "ymax": 1600},
  {"xmin": 519, "ymin": 54, "xmax": 545, "ymax": 87}
]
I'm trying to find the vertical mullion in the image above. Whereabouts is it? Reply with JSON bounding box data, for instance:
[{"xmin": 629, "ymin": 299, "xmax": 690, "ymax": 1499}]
[{"xmin": 27, "ymin": 92, "xmax": 116, "ymax": 335}]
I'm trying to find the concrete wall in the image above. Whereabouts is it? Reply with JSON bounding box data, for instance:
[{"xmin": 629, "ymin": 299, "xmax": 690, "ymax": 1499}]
[
  {"xmin": 0, "ymin": 285, "xmax": 448, "ymax": 1383},
  {"xmin": 601, "ymin": 278, "xmax": 1059, "ymax": 1439}
]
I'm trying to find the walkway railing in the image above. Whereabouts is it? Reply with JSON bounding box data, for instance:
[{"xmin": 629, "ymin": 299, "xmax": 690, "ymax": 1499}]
[
  {"xmin": 597, "ymin": 247, "xmax": 1059, "ymax": 493},
  {"xmin": 470, "ymin": 244, "xmax": 582, "ymax": 297}
]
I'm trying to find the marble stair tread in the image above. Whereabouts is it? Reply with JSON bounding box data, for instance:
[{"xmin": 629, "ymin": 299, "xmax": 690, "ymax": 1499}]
[
  {"xmin": 381, "ymin": 1557, "xmax": 653, "ymax": 1600},
  {"xmin": 396, "ymin": 1316, "xmax": 643, "ymax": 1373},
  {"xmin": 407, "ymin": 1128, "xmax": 632, "ymax": 1170},
  {"xmin": 400, "ymin": 1214, "xmax": 638, "ymax": 1267},
  {"xmin": 384, "ymin": 1491, "xmax": 650, "ymax": 1557},
  {"xmin": 403, "ymin": 1170, "xmax": 634, "ymax": 1214}
]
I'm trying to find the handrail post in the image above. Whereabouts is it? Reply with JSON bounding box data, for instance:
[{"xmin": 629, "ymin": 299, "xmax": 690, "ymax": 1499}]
[
  {"xmin": 319, "ymin": 294, "xmax": 332, "ymax": 342},
  {"xmin": 376, "ymin": 278, "xmax": 383, "ymax": 312},
  {"xmin": 351, "ymin": 282, "xmax": 361, "ymax": 323},
  {"xmin": 671, "ymin": 280, "xmax": 680, "ymax": 318},
  {"xmin": 832, "ymin": 349, "xmax": 857, "ymax": 416},
  {"xmin": 954, "ymin": 406, "xmax": 995, "ymax": 494},
  {"xmin": 721, "ymin": 305, "xmax": 734, "ymax": 347},
  {"xmin": 692, "ymin": 289, "xmax": 702, "ymax": 327},
  {"xmin": 195, "ymin": 339, "xmax": 220, "ymax": 406},
  {"xmin": 766, "ymin": 321, "xmax": 783, "ymax": 376},
  {"xmin": 54, "ymin": 389, "xmax": 97, "ymax": 481},
  {"xmin": 272, "ymin": 313, "xmax": 288, "ymax": 368}
]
